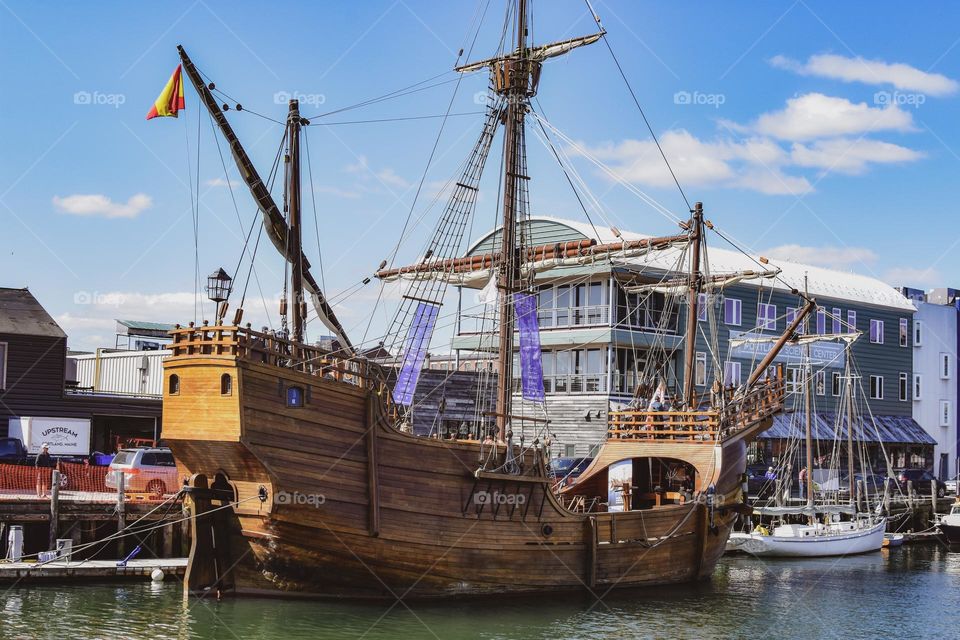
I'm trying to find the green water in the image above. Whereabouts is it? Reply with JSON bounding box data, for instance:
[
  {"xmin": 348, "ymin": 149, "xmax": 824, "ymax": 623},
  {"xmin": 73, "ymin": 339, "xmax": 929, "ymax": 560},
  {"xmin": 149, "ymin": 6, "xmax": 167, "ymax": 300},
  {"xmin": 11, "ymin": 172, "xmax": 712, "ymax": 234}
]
[{"xmin": 2, "ymin": 547, "xmax": 959, "ymax": 639}]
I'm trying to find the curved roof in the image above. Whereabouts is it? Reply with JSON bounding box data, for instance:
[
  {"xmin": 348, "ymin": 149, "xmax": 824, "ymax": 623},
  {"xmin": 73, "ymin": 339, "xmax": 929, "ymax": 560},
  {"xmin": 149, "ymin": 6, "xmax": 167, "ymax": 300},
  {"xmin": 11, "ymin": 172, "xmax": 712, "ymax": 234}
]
[{"xmin": 466, "ymin": 217, "xmax": 914, "ymax": 311}]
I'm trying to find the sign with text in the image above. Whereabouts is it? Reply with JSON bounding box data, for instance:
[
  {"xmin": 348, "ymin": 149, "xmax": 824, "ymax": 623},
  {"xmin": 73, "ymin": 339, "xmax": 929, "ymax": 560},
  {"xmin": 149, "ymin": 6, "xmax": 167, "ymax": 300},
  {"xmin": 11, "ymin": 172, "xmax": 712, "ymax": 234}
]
[
  {"xmin": 728, "ymin": 330, "xmax": 846, "ymax": 369},
  {"xmin": 18, "ymin": 417, "xmax": 91, "ymax": 455}
]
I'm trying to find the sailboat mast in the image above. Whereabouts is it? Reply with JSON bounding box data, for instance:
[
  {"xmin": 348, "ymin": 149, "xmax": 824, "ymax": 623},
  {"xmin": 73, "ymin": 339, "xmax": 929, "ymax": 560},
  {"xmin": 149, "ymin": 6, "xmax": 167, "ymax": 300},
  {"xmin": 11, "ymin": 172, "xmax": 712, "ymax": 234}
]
[
  {"xmin": 804, "ymin": 277, "xmax": 815, "ymax": 522},
  {"xmin": 682, "ymin": 202, "xmax": 704, "ymax": 407},
  {"xmin": 286, "ymin": 99, "xmax": 305, "ymax": 343},
  {"xmin": 845, "ymin": 354, "xmax": 856, "ymax": 505},
  {"xmin": 494, "ymin": 0, "xmax": 528, "ymax": 441}
]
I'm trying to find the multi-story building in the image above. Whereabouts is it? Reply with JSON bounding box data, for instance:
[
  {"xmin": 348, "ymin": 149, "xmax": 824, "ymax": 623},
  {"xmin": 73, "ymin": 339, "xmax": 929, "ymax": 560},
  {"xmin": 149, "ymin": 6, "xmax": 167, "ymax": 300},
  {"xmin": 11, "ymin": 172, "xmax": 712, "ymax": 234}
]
[
  {"xmin": 450, "ymin": 218, "xmax": 934, "ymax": 466},
  {"xmin": 900, "ymin": 286, "xmax": 959, "ymax": 480}
]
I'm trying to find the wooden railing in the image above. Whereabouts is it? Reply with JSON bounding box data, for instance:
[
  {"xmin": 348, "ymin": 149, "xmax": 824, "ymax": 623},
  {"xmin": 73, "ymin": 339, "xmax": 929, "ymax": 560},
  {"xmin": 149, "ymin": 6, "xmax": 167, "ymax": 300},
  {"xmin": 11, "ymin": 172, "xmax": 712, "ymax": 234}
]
[
  {"xmin": 607, "ymin": 376, "xmax": 785, "ymax": 443},
  {"xmin": 167, "ymin": 323, "xmax": 381, "ymax": 391}
]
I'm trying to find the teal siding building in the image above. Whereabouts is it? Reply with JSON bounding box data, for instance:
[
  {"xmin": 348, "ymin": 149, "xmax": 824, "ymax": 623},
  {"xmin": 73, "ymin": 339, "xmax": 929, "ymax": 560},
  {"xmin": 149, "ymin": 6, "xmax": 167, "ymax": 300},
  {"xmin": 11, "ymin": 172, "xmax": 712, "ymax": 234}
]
[{"xmin": 450, "ymin": 218, "xmax": 934, "ymax": 466}]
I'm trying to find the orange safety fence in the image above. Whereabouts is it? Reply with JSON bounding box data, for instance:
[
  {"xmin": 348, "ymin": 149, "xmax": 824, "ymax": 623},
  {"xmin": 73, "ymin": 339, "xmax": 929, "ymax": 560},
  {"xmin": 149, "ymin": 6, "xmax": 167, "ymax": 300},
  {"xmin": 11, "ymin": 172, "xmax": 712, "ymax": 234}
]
[{"xmin": 0, "ymin": 462, "xmax": 180, "ymax": 499}]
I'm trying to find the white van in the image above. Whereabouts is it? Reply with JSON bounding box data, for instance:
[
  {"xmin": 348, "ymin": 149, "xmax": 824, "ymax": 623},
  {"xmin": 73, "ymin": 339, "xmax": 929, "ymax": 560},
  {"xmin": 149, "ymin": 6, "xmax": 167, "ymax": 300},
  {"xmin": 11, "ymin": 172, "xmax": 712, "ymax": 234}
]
[{"xmin": 105, "ymin": 447, "xmax": 178, "ymax": 497}]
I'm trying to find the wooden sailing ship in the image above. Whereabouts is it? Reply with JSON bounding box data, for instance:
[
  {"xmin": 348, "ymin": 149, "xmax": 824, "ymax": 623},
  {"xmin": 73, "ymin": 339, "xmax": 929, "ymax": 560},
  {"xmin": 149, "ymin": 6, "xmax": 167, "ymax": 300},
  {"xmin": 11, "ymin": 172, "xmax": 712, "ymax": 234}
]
[{"xmin": 162, "ymin": 1, "xmax": 816, "ymax": 598}]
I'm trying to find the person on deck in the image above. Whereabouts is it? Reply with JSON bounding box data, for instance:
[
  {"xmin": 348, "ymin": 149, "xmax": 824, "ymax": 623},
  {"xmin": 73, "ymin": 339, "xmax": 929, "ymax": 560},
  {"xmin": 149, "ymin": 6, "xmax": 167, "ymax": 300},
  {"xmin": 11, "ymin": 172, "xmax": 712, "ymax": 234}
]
[
  {"xmin": 35, "ymin": 443, "xmax": 54, "ymax": 498},
  {"xmin": 798, "ymin": 466, "xmax": 809, "ymax": 499},
  {"xmin": 764, "ymin": 466, "xmax": 777, "ymax": 481}
]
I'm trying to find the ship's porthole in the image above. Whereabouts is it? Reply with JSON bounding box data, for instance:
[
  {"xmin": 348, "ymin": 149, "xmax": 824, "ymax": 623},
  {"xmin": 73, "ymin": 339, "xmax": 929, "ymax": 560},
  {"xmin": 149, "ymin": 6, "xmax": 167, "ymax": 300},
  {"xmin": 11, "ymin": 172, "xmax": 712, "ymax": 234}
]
[
  {"xmin": 169, "ymin": 374, "xmax": 180, "ymax": 395},
  {"xmin": 220, "ymin": 373, "xmax": 232, "ymax": 396},
  {"xmin": 541, "ymin": 524, "xmax": 554, "ymax": 537},
  {"xmin": 287, "ymin": 385, "xmax": 304, "ymax": 407}
]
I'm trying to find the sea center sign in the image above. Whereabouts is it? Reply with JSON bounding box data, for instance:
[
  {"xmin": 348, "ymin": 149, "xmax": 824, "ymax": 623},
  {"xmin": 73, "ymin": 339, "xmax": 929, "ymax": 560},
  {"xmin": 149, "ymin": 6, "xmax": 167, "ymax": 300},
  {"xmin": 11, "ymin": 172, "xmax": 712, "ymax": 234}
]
[{"xmin": 728, "ymin": 330, "xmax": 846, "ymax": 369}]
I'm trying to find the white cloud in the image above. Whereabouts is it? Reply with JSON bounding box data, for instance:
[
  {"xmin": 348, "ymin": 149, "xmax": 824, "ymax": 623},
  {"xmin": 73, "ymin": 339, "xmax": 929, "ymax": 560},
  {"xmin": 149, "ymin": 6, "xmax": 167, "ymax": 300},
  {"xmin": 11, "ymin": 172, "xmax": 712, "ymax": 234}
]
[
  {"xmin": 771, "ymin": 54, "xmax": 959, "ymax": 96},
  {"xmin": 763, "ymin": 244, "xmax": 878, "ymax": 270},
  {"xmin": 733, "ymin": 169, "xmax": 812, "ymax": 196},
  {"xmin": 376, "ymin": 168, "xmax": 410, "ymax": 190},
  {"xmin": 53, "ymin": 193, "xmax": 152, "ymax": 219},
  {"xmin": 205, "ymin": 177, "xmax": 239, "ymax": 188},
  {"xmin": 790, "ymin": 138, "xmax": 924, "ymax": 174},
  {"xmin": 884, "ymin": 266, "xmax": 941, "ymax": 287},
  {"xmin": 748, "ymin": 93, "xmax": 914, "ymax": 141},
  {"xmin": 574, "ymin": 130, "xmax": 811, "ymax": 195},
  {"xmin": 314, "ymin": 185, "xmax": 361, "ymax": 199}
]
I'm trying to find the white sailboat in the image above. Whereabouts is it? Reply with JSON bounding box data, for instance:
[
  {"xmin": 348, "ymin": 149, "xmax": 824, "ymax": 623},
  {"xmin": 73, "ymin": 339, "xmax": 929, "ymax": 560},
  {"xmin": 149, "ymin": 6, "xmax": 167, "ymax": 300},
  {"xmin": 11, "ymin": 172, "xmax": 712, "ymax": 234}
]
[
  {"xmin": 728, "ymin": 507, "xmax": 886, "ymax": 557},
  {"xmin": 728, "ymin": 322, "xmax": 886, "ymax": 557}
]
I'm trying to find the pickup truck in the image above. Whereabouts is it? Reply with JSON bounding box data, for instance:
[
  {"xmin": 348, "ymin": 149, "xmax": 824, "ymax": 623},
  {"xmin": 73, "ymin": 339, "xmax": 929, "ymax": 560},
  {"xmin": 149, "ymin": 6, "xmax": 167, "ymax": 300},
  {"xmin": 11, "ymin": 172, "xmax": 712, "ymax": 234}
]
[{"xmin": 0, "ymin": 438, "xmax": 29, "ymax": 465}]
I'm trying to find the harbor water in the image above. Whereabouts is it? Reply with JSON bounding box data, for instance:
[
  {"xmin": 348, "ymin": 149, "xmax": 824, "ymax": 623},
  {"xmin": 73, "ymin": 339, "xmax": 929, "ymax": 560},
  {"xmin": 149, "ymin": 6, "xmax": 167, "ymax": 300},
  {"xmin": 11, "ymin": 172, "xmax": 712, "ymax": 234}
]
[{"xmin": 2, "ymin": 546, "xmax": 959, "ymax": 639}]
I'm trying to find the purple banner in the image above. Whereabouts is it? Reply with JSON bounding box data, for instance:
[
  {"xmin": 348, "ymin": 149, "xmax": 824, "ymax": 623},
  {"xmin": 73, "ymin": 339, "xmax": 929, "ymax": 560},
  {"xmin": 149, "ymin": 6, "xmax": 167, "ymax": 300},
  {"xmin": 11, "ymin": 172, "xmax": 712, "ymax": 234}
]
[
  {"xmin": 392, "ymin": 302, "xmax": 441, "ymax": 406},
  {"xmin": 515, "ymin": 292, "xmax": 545, "ymax": 402}
]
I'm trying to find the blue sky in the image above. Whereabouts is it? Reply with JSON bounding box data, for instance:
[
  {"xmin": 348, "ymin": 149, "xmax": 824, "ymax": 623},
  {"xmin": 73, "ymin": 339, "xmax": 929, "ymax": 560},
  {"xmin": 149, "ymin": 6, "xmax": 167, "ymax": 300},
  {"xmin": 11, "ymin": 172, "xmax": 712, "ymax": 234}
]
[{"xmin": 2, "ymin": 0, "xmax": 960, "ymax": 351}]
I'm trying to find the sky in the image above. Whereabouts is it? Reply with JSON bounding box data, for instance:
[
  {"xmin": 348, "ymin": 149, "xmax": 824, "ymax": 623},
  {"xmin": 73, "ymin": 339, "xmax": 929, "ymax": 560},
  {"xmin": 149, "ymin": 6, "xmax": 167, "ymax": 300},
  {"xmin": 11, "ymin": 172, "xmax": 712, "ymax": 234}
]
[{"xmin": 2, "ymin": 0, "xmax": 960, "ymax": 352}]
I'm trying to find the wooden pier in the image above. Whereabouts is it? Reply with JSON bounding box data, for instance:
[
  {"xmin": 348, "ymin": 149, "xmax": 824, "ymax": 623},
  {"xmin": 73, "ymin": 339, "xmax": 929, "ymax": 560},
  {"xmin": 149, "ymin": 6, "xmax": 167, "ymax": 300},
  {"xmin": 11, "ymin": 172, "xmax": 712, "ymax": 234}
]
[
  {"xmin": 0, "ymin": 558, "xmax": 187, "ymax": 584},
  {"xmin": 0, "ymin": 491, "xmax": 189, "ymax": 561}
]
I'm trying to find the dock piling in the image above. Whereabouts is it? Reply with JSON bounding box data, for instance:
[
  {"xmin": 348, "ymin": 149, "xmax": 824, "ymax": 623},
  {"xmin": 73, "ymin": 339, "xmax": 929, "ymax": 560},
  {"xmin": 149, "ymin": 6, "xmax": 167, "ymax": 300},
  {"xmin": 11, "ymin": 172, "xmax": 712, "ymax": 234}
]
[{"xmin": 49, "ymin": 470, "xmax": 60, "ymax": 551}]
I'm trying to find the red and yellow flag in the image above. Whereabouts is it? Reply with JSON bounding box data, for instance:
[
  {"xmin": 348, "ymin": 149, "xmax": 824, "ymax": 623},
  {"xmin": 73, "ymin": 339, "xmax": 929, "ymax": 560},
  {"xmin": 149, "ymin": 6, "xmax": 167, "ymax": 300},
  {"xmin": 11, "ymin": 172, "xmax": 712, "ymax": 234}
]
[{"xmin": 146, "ymin": 64, "xmax": 185, "ymax": 120}]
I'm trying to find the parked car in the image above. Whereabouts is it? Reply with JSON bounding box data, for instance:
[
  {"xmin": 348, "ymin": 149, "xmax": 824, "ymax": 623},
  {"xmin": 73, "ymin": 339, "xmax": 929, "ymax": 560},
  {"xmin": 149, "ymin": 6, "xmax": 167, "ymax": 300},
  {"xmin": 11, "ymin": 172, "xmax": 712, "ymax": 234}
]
[
  {"xmin": 548, "ymin": 457, "xmax": 593, "ymax": 486},
  {"xmin": 0, "ymin": 438, "xmax": 28, "ymax": 465},
  {"xmin": 105, "ymin": 447, "xmax": 178, "ymax": 497},
  {"xmin": 894, "ymin": 468, "xmax": 947, "ymax": 498},
  {"xmin": 745, "ymin": 464, "xmax": 776, "ymax": 499},
  {"xmin": 837, "ymin": 473, "xmax": 889, "ymax": 498}
]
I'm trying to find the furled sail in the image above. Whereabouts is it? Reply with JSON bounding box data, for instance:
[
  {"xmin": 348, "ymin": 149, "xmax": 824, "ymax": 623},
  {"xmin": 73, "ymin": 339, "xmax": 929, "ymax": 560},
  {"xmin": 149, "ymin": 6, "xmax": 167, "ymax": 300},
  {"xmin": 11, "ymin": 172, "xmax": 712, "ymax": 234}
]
[
  {"xmin": 375, "ymin": 233, "xmax": 689, "ymax": 287},
  {"xmin": 622, "ymin": 268, "xmax": 782, "ymax": 295},
  {"xmin": 177, "ymin": 46, "xmax": 353, "ymax": 353},
  {"xmin": 454, "ymin": 32, "xmax": 606, "ymax": 73}
]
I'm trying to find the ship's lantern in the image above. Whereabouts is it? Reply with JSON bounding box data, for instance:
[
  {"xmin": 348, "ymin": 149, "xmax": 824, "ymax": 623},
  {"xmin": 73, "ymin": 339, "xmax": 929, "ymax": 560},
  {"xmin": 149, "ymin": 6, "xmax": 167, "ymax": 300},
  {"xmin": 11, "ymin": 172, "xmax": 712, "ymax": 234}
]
[{"xmin": 205, "ymin": 267, "xmax": 233, "ymax": 303}]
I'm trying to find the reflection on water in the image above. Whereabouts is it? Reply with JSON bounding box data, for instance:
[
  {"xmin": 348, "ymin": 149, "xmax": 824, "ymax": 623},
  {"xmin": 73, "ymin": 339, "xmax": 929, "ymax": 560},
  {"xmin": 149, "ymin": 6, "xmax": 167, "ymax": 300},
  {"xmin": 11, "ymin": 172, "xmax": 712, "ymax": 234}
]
[{"xmin": 2, "ymin": 546, "xmax": 960, "ymax": 640}]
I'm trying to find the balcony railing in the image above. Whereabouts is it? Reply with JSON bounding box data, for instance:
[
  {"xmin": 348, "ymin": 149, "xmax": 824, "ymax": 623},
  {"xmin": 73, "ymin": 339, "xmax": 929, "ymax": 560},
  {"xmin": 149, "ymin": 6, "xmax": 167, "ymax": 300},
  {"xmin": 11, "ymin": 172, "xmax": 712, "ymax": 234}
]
[
  {"xmin": 536, "ymin": 305, "xmax": 609, "ymax": 329},
  {"xmin": 606, "ymin": 376, "xmax": 785, "ymax": 442},
  {"xmin": 512, "ymin": 373, "xmax": 608, "ymax": 395},
  {"xmin": 167, "ymin": 323, "xmax": 376, "ymax": 390}
]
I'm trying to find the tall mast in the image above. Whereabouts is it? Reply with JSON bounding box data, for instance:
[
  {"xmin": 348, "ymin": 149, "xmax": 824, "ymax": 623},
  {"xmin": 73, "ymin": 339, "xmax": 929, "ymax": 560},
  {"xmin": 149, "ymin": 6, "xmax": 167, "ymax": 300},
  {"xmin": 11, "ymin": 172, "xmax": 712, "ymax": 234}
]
[
  {"xmin": 804, "ymin": 276, "xmax": 815, "ymax": 522},
  {"xmin": 286, "ymin": 99, "xmax": 305, "ymax": 343},
  {"xmin": 494, "ymin": 0, "xmax": 529, "ymax": 441},
  {"xmin": 176, "ymin": 45, "xmax": 354, "ymax": 352},
  {"xmin": 845, "ymin": 353, "xmax": 856, "ymax": 506},
  {"xmin": 682, "ymin": 202, "xmax": 704, "ymax": 407}
]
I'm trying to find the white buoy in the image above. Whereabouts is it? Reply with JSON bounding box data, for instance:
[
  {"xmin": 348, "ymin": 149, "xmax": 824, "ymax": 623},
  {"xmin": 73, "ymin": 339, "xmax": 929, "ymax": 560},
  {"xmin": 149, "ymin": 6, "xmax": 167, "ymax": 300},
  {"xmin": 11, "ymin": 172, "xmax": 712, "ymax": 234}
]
[{"xmin": 151, "ymin": 568, "xmax": 165, "ymax": 582}]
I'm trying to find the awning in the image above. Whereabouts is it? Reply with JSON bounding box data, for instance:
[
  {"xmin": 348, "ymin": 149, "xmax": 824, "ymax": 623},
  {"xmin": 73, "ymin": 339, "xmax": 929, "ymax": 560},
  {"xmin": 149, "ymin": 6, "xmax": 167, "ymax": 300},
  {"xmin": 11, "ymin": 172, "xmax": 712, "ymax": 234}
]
[{"xmin": 757, "ymin": 412, "xmax": 936, "ymax": 446}]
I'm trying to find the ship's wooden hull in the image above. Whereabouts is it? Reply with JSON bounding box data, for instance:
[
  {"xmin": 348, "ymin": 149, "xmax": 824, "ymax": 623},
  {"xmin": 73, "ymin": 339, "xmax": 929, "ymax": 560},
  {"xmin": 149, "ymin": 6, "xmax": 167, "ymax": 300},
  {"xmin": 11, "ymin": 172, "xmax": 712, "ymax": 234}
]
[{"xmin": 163, "ymin": 354, "xmax": 746, "ymax": 598}]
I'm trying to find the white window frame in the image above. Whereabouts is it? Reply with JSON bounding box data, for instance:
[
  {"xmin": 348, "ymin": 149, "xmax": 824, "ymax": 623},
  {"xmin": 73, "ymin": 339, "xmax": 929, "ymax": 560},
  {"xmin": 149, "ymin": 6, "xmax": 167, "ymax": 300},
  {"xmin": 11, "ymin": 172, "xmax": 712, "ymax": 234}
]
[
  {"xmin": 697, "ymin": 293, "xmax": 708, "ymax": 322},
  {"xmin": 785, "ymin": 367, "xmax": 802, "ymax": 395},
  {"xmin": 0, "ymin": 341, "xmax": 6, "ymax": 390},
  {"xmin": 900, "ymin": 318, "xmax": 909, "ymax": 347},
  {"xmin": 847, "ymin": 310, "xmax": 856, "ymax": 334},
  {"xmin": 899, "ymin": 372, "xmax": 909, "ymax": 402},
  {"xmin": 869, "ymin": 375, "xmax": 884, "ymax": 400},
  {"xmin": 941, "ymin": 353, "xmax": 951, "ymax": 380},
  {"xmin": 723, "ymin": 360, "xmax": 741, "ymax": 386},
  {"xmin": 941, "ymin": 400, "xmax": 952, "ymax": 428},
  {"xmin": 914, "ymin": 374, "xmax": 922, "ymax": 400},
  {"xmin": 832, "ymin": 308, "xmax": 842, "ymax": 334},
  {"xmin": 815, "ymin": 370, "xmax": 825, "ymax": 396},
  {"xmin": 758, "ymin": 303, "xmax": 777, "ymax": 331},
  {"xmin": 695, "ymin": 352, "xmax": 707, "ymax": 387},
  {"xmin": 831, "ymin": 371, "xmax": 842, "ymax": 397},
  {"xmin": 870, "ymin": 319, "xmax": 884, "ymax": 344},
  {"xmin": 724, "ymin": 297, "xmax": 742, "ymax": 326},
  {"xmin": 914, "ymin": 320, "xmax": 922, "ymax": 346}
]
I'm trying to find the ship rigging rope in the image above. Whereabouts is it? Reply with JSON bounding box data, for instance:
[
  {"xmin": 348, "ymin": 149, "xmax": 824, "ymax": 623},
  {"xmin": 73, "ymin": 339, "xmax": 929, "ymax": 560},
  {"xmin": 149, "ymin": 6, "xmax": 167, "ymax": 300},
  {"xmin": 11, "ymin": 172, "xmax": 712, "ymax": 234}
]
[
  {"xmin": 209, "ymin": 111, "xmax": 279, "ymax": 328},
  {"xmin": 584, "ymin": 0, "xmax": 692, "ymax": 213}
]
